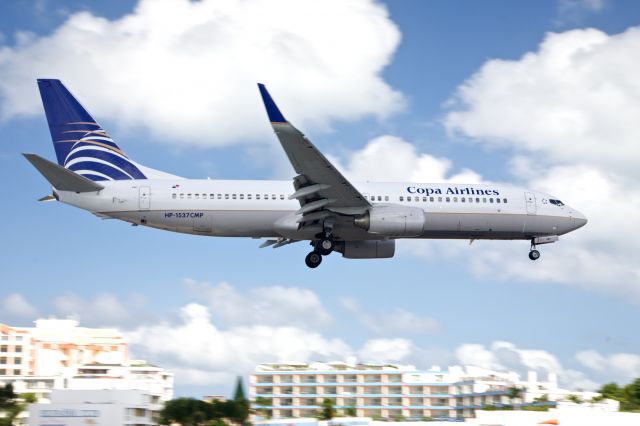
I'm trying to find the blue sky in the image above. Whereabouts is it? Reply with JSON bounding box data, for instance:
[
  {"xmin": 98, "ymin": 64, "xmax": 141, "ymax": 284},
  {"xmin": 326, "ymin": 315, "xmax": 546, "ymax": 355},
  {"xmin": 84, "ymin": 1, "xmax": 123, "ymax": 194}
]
[{"xmin": 1, "ymin": 0, "xmax": 640, "ymax": 397}]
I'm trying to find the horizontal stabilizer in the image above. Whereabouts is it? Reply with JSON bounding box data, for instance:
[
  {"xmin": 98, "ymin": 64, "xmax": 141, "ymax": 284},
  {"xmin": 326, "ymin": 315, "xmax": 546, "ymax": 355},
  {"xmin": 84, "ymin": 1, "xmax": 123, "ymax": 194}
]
[{"xmin": 23, "ymin": 153, "xmax": 104, "ymax": 192}]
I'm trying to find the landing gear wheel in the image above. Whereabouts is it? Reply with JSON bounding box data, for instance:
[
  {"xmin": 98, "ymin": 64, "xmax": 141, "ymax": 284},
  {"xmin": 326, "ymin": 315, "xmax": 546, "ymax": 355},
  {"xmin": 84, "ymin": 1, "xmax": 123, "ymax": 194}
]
[
  {"xmin": 316, "ymin": 238, "xmax": 335, "ymax": 256},
  {"xmin": 305, "ymin": 251, "xmax": 323, "ymax": 268},
  {"xmin": 529, "ymin": 249, "xmax": 540, "ymax": 261}
]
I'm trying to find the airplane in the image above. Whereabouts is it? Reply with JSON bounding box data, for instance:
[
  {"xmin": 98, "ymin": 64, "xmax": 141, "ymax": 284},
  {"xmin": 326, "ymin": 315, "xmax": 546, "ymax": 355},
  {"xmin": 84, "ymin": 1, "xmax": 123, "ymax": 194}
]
[{"xmin": 24, "ymin": 79, "xmax": 587, "ymax": 268}]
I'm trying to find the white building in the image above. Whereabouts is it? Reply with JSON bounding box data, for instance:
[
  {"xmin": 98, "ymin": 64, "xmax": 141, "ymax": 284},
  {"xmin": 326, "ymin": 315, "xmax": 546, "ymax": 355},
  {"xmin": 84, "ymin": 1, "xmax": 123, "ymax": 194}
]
[
  {"xmin": 1, "ymin": 320, "xmax": 173, "ymax": 425},
  {"xmin": 251, "ymin": 362, "xmax": 613, "ymax": 421},
  {"xmin": 28, "ymin": 389, "xmax": 163, "ymax": 426}
]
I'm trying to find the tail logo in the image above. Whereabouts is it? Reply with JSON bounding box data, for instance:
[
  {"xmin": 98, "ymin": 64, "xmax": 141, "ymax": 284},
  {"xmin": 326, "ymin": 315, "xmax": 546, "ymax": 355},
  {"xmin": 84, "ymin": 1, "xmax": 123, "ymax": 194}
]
[{"xmin": 59, "ymin": 122, "xmax": 146, "ymax": 181}]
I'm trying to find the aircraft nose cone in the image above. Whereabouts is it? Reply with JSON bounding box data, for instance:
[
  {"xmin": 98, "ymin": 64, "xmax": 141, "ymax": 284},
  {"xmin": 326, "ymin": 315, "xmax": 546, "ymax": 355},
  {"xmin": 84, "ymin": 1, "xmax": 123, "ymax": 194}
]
[{"xmin": 572, "ymin": 210, "xmax": 588, "ymax": 230}]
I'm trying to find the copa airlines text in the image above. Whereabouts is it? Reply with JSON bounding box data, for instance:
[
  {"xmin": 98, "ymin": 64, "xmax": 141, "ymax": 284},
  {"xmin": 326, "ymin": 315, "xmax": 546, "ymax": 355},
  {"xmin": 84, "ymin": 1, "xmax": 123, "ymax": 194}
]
[{"xmin": 25, "ymin": 80, "xmax": 587, "ymax": 268}]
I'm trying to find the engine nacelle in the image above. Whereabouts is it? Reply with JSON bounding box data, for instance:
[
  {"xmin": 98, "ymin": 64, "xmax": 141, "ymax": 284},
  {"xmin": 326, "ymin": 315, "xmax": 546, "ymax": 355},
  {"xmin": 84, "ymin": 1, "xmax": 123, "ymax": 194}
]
[
  {"xmin": 354, "ymin": 205, "xmax": 425, "ymax": 237},
  {"xmin": 336, "ymin": 240, "xmax": 395, "ymax": 259}
]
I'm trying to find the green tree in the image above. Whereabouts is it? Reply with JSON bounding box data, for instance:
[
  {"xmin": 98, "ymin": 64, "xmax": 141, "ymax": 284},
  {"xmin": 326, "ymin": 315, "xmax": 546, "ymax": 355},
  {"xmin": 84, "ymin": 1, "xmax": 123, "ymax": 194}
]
[
  {"xmin": 158, "ymin": 398, "xmax": 215, "ymax": 426},
  {"xmin": 533, "ymin": 394, "xmax": 549, "ymax": 403},
  {"xmin": 345, "ymin": 405, "xmax": 357, "ymax": 417},
  {"xmin": 566, "ymin": 394, "xmax": 583, "ymax": 404},
  {"xmin": 507, "ymin": 386, "xmax": 524, "ymax": 407},
  {"xmin": 318, "ymin": 398, "xmax": 335, "ymax": 420},
  {"xmin": 231, "ymin": 377, "xmax": 250, "ymax": 425},
  {"xmin": 0, "ymin": 384, "xmax": 26, "ymax": 426},
  {"xmin": 253, "ymin": 396, "xmax": 272, "ymax": 419}
]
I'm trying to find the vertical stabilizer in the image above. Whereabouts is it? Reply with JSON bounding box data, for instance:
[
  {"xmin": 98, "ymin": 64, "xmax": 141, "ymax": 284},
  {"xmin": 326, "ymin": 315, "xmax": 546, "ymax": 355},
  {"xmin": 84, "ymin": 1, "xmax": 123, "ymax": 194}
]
[{"xmin": 37, "ymin": 79, "xmax": 147, "ymax": 181}]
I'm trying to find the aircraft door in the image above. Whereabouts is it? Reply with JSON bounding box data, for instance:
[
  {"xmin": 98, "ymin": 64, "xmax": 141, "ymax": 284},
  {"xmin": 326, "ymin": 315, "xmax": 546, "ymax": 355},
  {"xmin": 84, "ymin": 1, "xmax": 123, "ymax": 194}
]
[
  {"xmin": 139, "ymin": 186, "xmax": 150, "ymax": 210},
  {"xmin": 524, "ymin": 192, "xmax": 537, "ymax": 215}
]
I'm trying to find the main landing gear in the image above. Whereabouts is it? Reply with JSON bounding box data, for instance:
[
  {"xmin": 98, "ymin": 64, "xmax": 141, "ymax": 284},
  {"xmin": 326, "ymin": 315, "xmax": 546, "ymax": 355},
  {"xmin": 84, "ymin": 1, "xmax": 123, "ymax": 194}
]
[{"xmin": 305, "ymin": 230, "xmax": 335, "ymax": 268}]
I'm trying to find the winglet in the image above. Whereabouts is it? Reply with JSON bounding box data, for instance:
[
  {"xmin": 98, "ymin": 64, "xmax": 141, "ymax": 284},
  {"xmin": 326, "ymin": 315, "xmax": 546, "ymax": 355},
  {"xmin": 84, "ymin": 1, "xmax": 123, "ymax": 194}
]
[{"xmin": 257, "ymin": 83, "xmax": 287, "ymax": 123}]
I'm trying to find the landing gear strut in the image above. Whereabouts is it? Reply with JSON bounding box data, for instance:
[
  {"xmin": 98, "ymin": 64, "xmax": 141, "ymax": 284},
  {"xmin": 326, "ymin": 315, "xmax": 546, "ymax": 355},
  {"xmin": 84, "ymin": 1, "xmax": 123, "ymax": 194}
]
[
  {"xmin": 305, "ymin": 225, "xmax": 335, "ymax": 268},
  {"xmin": 529, "ymin": 239, "xmax": 541, "ymax": 261}
]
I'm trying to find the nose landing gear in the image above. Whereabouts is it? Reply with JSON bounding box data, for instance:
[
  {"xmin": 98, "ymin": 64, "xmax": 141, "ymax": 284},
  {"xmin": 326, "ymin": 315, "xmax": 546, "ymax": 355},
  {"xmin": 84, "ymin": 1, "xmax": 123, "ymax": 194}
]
[{"xmin": 529, "ymin": 249, "xmax": 540, "ymax": 260}]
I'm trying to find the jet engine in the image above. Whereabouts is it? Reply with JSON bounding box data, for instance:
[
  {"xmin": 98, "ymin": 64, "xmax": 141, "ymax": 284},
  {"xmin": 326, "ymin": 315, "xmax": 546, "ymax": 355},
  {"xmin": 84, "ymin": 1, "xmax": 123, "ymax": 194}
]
[
  {"xmin": 336, "ymin": 240, "xmax": 395, "ymax": 259},
  {"xmin": 354, "ymin": 206, "xmax": 425, "ymax": 237}
]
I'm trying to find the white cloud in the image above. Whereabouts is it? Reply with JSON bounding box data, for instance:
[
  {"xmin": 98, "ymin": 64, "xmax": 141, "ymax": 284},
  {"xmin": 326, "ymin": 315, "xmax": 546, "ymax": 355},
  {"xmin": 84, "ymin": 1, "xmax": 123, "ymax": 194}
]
[
  {"xmin": 127, "ymin": 303, "xmax": 353, "ymax": 386},
  {"xmin": 341, "ymin": 298, "xmax": 440, "ymax": 335},
  {"xmin": 576, "ymin": 349, "xmax": 640, "ymax": 381},
  {"xmin": 333, "ymin": 135, "xmax": 482, "ymax": 183},
  {"xmin": 0, "ymin": 293, "xmax": 39, "ymax": 320},
  {"xmin": 358, "ymin": 338, "xmax": 414, "ymax": 363},
  {"xmin": 185, "ymin": 279, "xmax": 331, "ymax": 328},
  {"xmin": 557, "ymin": 0, "xmax": 606, "ymax": 25},
  {"xmin": 0, "ymin": 0, "xmax": 403, "ymax": 146},
  {"xmin": 52, "ymin": 292, "xmax": 151, "ymax": 328},
  {"xmin": 456, "ymin": 341, "xmax": 598, "ymax": 390},
  {"xmin": 445, "ymin": 27, "xmax": 640, "ymax": 178}
]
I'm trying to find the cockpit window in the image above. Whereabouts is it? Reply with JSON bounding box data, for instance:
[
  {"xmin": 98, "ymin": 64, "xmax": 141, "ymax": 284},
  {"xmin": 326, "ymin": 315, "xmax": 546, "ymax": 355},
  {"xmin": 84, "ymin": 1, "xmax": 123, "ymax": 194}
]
[{"xmin": 549, "ymin": 199, "xmax": 565, "ymax": 206}]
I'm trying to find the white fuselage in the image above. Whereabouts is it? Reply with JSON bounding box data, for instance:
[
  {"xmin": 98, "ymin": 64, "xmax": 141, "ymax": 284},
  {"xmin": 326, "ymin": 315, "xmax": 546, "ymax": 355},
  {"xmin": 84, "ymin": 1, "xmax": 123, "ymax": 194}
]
[{"xmin": 55, "ymin": 179, "xmax": 587, "ymax": 242}]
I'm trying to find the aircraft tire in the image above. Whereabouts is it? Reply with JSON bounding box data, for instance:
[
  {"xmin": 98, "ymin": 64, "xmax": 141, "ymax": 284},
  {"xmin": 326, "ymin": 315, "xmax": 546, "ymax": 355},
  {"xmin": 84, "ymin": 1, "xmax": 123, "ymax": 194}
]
[
  {"xmin": 528, "ymin": 250, "xmax": 540, "ymax": 261},
  {"xmin": 316, "ymin": 238, "xmax": 335, "ymax": 256},
  {"xmin": 305, "ymin": 251, "xmax": 323, "ymax": 268}
]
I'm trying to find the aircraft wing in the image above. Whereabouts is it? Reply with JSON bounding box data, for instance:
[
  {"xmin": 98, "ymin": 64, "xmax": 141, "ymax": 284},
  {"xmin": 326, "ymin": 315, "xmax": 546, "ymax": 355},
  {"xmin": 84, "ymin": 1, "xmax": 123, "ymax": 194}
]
[{"xmin": 258, "ymin": 84, "xmax": 371, "ymax": 221}]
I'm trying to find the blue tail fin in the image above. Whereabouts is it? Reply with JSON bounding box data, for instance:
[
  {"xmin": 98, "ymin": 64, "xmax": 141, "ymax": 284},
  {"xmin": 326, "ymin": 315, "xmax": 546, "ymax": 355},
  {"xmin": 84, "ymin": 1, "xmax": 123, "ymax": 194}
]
[{"xmin": 37, "ymin": 79, "xmax": 146, "ymax": 181}]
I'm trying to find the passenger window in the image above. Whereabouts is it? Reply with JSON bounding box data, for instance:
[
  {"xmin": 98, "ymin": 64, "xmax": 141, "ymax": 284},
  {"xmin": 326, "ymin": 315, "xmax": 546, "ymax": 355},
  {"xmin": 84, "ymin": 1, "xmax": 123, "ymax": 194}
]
[
  {"xmin": 461, "ymin": 197, "xmax": 466, "ymax": 203},
  {"xmin": 438, "ymin": 197, "xmax": 442, "ymax": 202},
  {"xmin": 217, "ymin": 194, "xmax": 221, "ymax": 199},
  {"xmin": 446, "ymin": 197, "xmax": 450, "ymax": 202},
  {"xmin": 476, "ymin": 198, "xmax": 480, "ymax": 203},
  {"xmin": 225, "ymin": 194, "xmax": 229, "ymax": 199},
  {"xmin": 407, "ymin": 196, "xmax": 411, "ymax": 201},
  {"xmin": 482, "ymin": 198, "xmax": 487, "ymax": 203},
  {"xmin": 256, "ymin": 194, "xmax": 260, "ymax": 200},
  {"xmin": 196, "ymin": 194, "xmax": 201, "ymax": 199},
  {"xmin": 423, "ymin": 196, "xmax": 427, "ymax": 202},
  {"xmin": 270, "ymin": 194, "xmax": 275, "ymax": 200},
  {"xmin": 399, "ymin": 196, "xmax": 404, "ymax": 201},
  {"xmin": 180, "ymin": 193, "xmax": 184, "ymax": 199},
  {"xmin": 280, "ymin": 195, "xmax": 285, "ymax": 200},
  {"xmin": 187, "ymin": 194, "xmax": 192, "ymax": 199},
  {"xmin": 385, "ymin": 196, "xmax": 389, "ymax": 201},
  {"xmin": 240, "ymin": 194, "xmax": 244, "ymax": 200},
  {"xmin": 453, "ymin": 197, "xmax": 458, "ymax": 202},
  {"xmin": 468, "ymin": 197, "xmax": 472, "ymax": 203},
  {"xmin": 430, "ymin": 197, "xmax": 434, "ymax": 202},
  {"xmin": 496, "ymin": 198, "xmax": 500, "ymax": 203},
  {"xmin": 202, "ymin": 194, "xmax": 207, "ymax": 199},
  {"xmin": 378, "ymin": 196, "xmax": 382, "ymax": 201},
  {"xmin": 489, "ymin": 198, "xmax": 494, "ymax": 203},
  {"xmin": 210, "ymin": 194, "xmax": 214, "ymax": 198},
  {"xmin": 172, "ymin": 194, "xmax": 176, "ymax": 199},
  {"xmin": 232, "ymin": 194, "xmax": 237, "ymax": 199},
  {"xmin": 248, "ymin": 194, "xmax": 252, "ymax": 200},
  {"xmin": 503, "ymin": 198, "xmax": 507, "ymax": 203}
]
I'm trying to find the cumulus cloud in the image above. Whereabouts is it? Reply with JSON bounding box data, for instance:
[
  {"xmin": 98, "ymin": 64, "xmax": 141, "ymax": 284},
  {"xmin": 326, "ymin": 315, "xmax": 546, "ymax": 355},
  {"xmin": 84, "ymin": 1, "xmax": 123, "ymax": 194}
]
[
  {"xmin": 333, "ymin": 135, "xmax": 482, "ymax": 183},
  {"xmin": 358, "ymin": 338, "xmax": 413, "ymax": 363},
  {"xmin": 185, "ymin": 279, "xmax": 331, "ymax": 328},
  {"xmin": 52, "ymin": 292, "xmax": 152, "ymax": 328},
  {"xmin": 126, "ymin": 303, "xmax": 353, "ymax": 386},
  {"xmin": 341, "ymin": 298, "xmax": 440, "ymax": 335},
  {"xmin": 445, "ymin": 26, "xmax": 640, "ymax": 178},
  {"xmin": 0, "ymin": 293, "xmax": 39, "ymax": 320},
  {"xmin": 456, "ymin": 341, "xmax": 598, "ymax": 390},
  {"xmin": 576, "ymin": 349, "xmax": 640, "ymax": 382},
  {"xmin": 0, "ymin": 0, "xmax": 403, "ymax": 146},
  {"xmin": 438, "ymin": 27, "xmax": 640, "ymax": 302}
]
